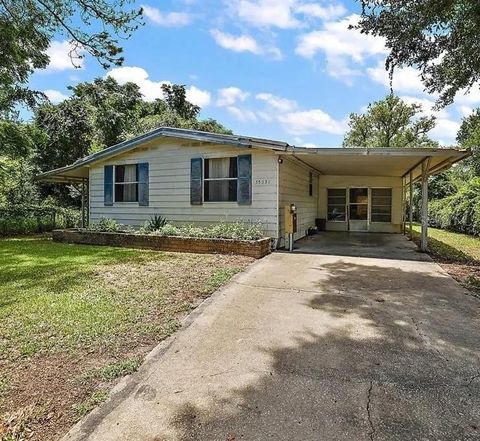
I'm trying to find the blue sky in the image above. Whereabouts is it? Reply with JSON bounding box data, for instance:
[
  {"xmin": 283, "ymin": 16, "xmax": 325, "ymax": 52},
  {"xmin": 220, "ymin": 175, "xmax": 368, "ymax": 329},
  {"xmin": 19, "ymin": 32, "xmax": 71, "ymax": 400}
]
[{"xmin": 29, "ymin": 0, "xmax": 480, "ymax": 147}]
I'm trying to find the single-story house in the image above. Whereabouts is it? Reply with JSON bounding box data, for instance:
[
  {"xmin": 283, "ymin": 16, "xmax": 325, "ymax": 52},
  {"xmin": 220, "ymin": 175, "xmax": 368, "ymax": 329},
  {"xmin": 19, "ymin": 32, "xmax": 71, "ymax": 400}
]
[{"xmin": 37, "ymin": 127, "xmax": 469, "ymax": 250}]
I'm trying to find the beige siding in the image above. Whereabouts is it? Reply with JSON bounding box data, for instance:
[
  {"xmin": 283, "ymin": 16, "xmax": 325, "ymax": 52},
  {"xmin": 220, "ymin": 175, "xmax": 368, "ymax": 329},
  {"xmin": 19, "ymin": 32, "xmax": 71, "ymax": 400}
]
[
  {"xmin": 89, "ymin": 139, "xmax": 279, "ymax": 237},
  {"xmin": 278, "ymin": 157, "xmax": 319, "ymax": 246},
  {"xmin": 318, "ymin": 175, "xmax": 403, "ymax": 233}
]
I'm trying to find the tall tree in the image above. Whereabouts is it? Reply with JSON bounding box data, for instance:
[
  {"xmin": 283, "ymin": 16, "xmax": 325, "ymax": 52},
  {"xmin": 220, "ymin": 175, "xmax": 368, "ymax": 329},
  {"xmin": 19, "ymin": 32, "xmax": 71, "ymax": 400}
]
[
  {"xmin": 356, "ymin": 1, "xmax": 480, "ymax": 107},
  {"xmin": 0, "ymin": 0, "xmax": 142, "ymax": 114},
  {"xmin": 343, "ymin": 95, "xmax": 437, "ymax": 148},
  {"xmin": 456, "ymin": 109, "xmax": 480, "ymax": 177},
  {"xmin": 161, "ymin": 84, "xmax": 200, "ymax": 120},
  {"xmin": 70, "ymin": 77, "xmax": 144, "ymax": 149}
]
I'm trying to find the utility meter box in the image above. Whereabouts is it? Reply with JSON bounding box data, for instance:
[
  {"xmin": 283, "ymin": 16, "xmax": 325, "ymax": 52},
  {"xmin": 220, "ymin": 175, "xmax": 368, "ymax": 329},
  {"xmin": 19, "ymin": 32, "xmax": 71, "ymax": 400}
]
[{"xmin": 285, "ymin": 204, "xmax": 297, "ymax": 234}]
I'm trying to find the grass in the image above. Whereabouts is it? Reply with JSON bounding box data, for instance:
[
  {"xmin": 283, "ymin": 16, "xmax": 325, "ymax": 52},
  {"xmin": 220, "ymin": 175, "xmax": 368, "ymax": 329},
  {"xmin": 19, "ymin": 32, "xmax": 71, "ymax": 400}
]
[
  {"xmin": 0, "ymin": 236, "xmax": 252, "ymax": 440},
  {"xmin": 73, "ymin": 390, "xmax": 109, "ymax": 418},
  {"xmin": 411, "ymin": 224, "xmax": 480, "ymax": 297},
  {"xmin": 411, "ymin": 224, "xmax": 480, "ymax": 264}
]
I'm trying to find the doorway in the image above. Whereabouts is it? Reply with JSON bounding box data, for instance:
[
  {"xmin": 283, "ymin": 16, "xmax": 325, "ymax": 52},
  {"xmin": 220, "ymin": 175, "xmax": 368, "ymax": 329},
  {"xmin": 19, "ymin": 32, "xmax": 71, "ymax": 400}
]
[{"xmin": 348, "ymin": 188, "xmax": 368, "ymax": 231}]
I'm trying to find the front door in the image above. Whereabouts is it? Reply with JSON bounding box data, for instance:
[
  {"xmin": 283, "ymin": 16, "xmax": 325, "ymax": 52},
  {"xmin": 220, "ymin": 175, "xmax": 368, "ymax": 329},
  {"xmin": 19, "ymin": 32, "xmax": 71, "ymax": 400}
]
[{"xmin": 349, "ymin": 188, "xmax": 368, "ymax": 231}]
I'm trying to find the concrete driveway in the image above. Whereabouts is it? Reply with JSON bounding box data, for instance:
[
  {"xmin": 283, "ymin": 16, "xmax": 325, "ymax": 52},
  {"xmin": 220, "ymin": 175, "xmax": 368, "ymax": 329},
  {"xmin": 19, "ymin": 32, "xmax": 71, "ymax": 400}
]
[{"xmin": 65, "ymin": 233, "xmax": 480, "ymax": 441}]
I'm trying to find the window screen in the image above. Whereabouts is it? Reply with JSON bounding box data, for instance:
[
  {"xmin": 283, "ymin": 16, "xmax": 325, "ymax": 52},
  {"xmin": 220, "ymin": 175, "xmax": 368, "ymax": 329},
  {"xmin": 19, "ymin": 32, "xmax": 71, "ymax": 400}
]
[
  {"xmin": 115, "ymin": 164, "xmax": 138, "ymax": 202},
  {"xmin": 327, "ymin": 188, "xmax": 346, "ymax": 221},
  {"xmin": 204, "ymin": 157, "xmax": 238, "ymax": 202},
  {"xmin": 371, "ymin": 188, "xmax": 392, "ymax": 222}
]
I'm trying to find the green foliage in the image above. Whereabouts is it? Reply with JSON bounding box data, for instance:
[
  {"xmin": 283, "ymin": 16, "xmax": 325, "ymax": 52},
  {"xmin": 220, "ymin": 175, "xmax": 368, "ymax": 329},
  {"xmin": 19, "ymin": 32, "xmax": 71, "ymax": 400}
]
[
  {"xmin": 147, "ymin": 221, "xmax": 266, "ymax": 241},
  {"xmin": 343, "ymin": 95, "xmax": 438, "ymax": 148},
  {"xmin": 457, "ymin": 109, "xmax": 480, "ymax": 177},
  {"xmin": 0, "ymin": 205, "xmax": 80, "ymax": 236},
  {"xmin": 428, "ymin": 178, "xmax": 480, "ymax": 236},
  {"xmin": 69, "ymin": 77, "xmax": 145, "ymax": 150},
  {"xmin": 140, "ymin": 214, "xmax": 168, "ymax": 233},
  {"xmin": 0, "ymin": 0, "xmax": 142, "ymax": 113},
  {"xmin": 357, "ymin": 1, "xmax": 480, "ymax": 107},
  {"xmin": 0, "ymin": 157, "xmax": 39, "ymax": 206},
  {"xmin": 161, "ymin": 84, "xmax": 200, "ymax": 120},
  {"xmin": 87, "ymin": 217, "xmax": 134, "ymax": 233}
]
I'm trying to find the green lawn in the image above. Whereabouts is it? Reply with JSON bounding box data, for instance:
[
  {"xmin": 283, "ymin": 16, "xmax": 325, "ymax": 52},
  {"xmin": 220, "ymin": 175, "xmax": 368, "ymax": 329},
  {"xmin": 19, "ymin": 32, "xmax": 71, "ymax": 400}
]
[
  {"xmin": 0, "ymin": 236, "xmax": 252, "ymax": 440},
  {"xmin": 411, "ymin": 224, "xmax": 480, "ymax": 264}
]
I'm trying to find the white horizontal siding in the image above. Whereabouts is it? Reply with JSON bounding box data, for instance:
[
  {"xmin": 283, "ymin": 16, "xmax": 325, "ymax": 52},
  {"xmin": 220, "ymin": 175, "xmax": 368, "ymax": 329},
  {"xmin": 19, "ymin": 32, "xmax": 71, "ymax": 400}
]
[
  {"xmin": 89, "ymin": 140, "xmax": 278, "ymax": 237},
  {"xmin": 278, "ymin": 157, "xmax": 319, "ymax": 246}
]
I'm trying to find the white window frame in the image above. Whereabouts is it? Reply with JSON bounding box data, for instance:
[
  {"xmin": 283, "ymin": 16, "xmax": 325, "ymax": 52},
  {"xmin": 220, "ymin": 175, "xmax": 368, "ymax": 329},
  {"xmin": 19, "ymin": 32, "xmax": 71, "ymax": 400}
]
[
  {"xmin": 114, "ymin": 164, "xmax": 139, "ymax": 204},
  {"xmin": 203, "ymin": 156, "xmax": 238, "ymax": 204},
  {"xmin": 327, "ymin": 187, "xmax": 347, "ymax": 222},
  {"xmin": 370, "ymin": 187, "xmax": 393, "ymax": 223}
]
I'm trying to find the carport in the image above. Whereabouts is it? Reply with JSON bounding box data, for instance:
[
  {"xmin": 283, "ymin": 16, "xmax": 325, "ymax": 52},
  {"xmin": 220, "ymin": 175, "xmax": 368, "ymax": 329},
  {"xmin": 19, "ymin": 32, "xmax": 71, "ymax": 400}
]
[{"xmin": 281, "ymin": 146, "xmax": 470, "ymax": 251}]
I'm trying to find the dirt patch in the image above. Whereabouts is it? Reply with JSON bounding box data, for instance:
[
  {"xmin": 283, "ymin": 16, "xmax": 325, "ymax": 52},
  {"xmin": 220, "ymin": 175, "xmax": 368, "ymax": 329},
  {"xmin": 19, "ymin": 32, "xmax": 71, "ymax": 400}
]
[
  {"xmin": 437, "ymin": 262, "xmax": 480, "ymax": 298},
  {"xmin": 0, "ymin": 252, "xmax": 253, "ymax": 441}
]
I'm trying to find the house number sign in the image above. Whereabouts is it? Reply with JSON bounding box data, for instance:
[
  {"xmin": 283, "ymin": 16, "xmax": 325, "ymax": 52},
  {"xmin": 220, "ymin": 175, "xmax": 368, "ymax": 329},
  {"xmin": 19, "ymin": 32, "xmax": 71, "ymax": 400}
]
[{"xmin": 255, "ymin": 178, "xmax": 271, "ymax": 185}]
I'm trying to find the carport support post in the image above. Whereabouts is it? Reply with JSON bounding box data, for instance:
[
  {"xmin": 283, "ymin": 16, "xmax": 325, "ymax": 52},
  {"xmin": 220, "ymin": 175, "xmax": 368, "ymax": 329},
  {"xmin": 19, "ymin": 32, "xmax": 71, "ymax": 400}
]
[
  {"xmin": 409, "ymin": 171, "xmax": 413, "ymax": 239},
  {"xmin": 420, "ymin": 158, "xmax": 430, "ymax": 252},
  {"xmin": 80, "ymin": 179, "xmax": 85, "ymax": 229}
]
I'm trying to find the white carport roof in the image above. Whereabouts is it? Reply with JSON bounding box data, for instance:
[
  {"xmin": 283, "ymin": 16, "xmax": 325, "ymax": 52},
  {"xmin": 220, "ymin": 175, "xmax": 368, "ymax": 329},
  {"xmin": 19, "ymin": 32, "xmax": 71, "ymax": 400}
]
[
  {"xmin": 285, "ymin": 147, "xmax": 469, "ymax": 183},
  {"xmin": 36, "ymin": 127, "xmax": 470, "ymax": 183}
]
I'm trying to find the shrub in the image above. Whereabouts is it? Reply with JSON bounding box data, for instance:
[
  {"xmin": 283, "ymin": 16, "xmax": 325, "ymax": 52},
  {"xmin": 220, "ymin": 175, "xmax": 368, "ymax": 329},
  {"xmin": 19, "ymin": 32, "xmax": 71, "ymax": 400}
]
[
  {"xmin": 87, "ymin": 217, "xmax": 134, "ymax": 233},
  {"xmin": 0, "ymin": 205, "xmax": 80, "ymax": 236},
  {"xmin": 429, "ymin": 178, "xmax": 480, "ymax": 236},
  {"xmin": 139, "ymin": 214, "xmax": 168, "ymax": 233},
  {"xmin": 148, "ymin": 220, "xmax": 265, "ymax": 240}
]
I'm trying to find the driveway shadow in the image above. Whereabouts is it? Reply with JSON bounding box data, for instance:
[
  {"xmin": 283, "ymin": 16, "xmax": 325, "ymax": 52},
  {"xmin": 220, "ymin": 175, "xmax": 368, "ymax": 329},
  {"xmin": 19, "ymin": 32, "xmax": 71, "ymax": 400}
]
[{"xmin": 166, "ymin": 260, "xmax": 480, "ymax": 441}]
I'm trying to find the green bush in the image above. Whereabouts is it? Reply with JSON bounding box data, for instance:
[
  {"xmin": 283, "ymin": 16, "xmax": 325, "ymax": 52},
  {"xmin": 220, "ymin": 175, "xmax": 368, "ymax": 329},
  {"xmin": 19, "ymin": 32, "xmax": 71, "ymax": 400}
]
[
  {"xmin": 87, "ymin": 217, "xmax": 134, "ymax": 233},
  {"xmin": 148, "ymin": 220, "xmax": 265, "ymax": 240},
  {"xmin": 139, "ymin": 214, "xmax": 168, "ymax": 233},
  {"xmin": 429, "ymin": 178, "xmax": 480, "ymax": 236},
  {"xmin": 0, "ymin": 205, "xmax": 80, "ymax": 236}
]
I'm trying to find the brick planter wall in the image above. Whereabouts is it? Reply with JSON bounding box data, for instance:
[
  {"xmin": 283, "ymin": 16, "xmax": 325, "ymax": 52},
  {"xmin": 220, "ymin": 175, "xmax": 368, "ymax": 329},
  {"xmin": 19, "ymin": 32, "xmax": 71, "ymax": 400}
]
[{"xmin": 52, "ymin": 229, "xmax": 272, "ymax": 259}]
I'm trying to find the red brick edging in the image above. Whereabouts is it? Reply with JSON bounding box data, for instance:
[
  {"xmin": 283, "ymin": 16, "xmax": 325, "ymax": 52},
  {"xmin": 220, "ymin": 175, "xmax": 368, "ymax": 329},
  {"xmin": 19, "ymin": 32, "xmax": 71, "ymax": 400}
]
[{"xmin": 52, "ymin": 229, "xmax": 272, "ymax": 259}]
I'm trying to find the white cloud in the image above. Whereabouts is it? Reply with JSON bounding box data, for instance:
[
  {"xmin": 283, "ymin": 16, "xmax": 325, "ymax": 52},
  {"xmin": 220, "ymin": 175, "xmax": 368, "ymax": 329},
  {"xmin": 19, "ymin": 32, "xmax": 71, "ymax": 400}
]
[
  {"xmin": 44, "ymin": 89, "xmax": 69, "ymax": 103},
  {"xmin": 107, "ymin": 66, "xmax": 210, "ymax": 107},
  {"xmin": 45, "ymin": 40, "xmax": 84, "ymax": 71},
  {"xmin": 210, "ymin": 29, "xmax": 282, "ymax": 59},
  {"xmin": 295, "ymin": 2, "xmax": 347, "ymax": 21},
  {"xmin": 278, "ymin": 109, "xmax": 347, "ymax": 135},
  {"xmin": 399, "ymin": 96, "xmax": 449, "ymax": 119},
  {"xmin": 227, "ymin": 106, "xmax": 258, "ymax": 122},
  {"xmin": 231, "ymin": 0, "xmax": 300, "ymax": 29},
  {"xmin": 430, "ymin": 118, "xmax": 461, "ymax": 145},
  {"xmin": 296, "ymin": 14, "xmax": 386, "ymax": 82},
  {"xmin": 142, "ymin": 5, "xmax": 193, "ymax": 27},
  {"xmin": 367, "ymin": 61, "xmax": 426, "ymax": 95},
  {"xmin": 186, "ymin": 85, "xmax": 211, "ymax": 107},
  {"xmin": 217, "ymin": 87, "xmax": 250, "ymax": 107},
  {"xmin": 107, "ymin": 66, "xmax": 169, "ymax": 101},
  {"xmin": 457, "ymin": 105, "xmax": 473, "ymax": 117},
  {"xmin": 255, "ymin": 93, "xmax": 297, "ymax": 112},
  {"xmin": 210, "ymin": 29, "xmax": 262, "ymax": 54}
]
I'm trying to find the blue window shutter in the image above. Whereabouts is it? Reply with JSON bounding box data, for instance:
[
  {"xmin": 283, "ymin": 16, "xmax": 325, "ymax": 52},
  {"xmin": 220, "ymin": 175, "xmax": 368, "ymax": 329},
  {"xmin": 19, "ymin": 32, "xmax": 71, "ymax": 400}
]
[
  {"xmin": 237, "ymin": 154, "xmax": 252, "ymax": 205},
  {"xmin": 190, "ymin": 157, "xmax": 203, "ymax": 205},
  {"xmin": 104, "ymin": 165, "xmax": 113, "ymax": 206},
  {"xmin": 138, "ymin": 163, "xmax": 149, "ymax": 206}
]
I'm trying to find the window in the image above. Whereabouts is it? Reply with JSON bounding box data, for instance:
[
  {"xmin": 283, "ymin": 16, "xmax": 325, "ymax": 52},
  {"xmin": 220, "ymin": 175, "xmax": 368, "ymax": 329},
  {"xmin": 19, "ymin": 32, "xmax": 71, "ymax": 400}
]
[
  {"xmin": 371, "ymin": 188, "xmax": 392, "ymax": 222},
  {"xmin": 115, "ymin": 164, "xmax": 138, "ymax": 202},
  {"xmin": 349, "ymin": 188, "xmax": 368, "ymax": 220},
  {"xmin": 327, "ymin": 188, "xmax": 346, "ymax": 221},
  {"xmin": 309, "ymin": 172, "xmax": 313, "ymax": 196},
  {"xmin": 204, "ymin": 157, "xmax": 238, "ymax": 202}
]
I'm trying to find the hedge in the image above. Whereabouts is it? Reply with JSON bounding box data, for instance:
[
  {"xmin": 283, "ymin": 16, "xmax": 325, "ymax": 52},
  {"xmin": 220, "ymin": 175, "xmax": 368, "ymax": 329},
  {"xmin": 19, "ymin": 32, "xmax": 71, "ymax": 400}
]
[
  {"xmin": 0, "ymin": 205, "xmax": 80, "ymax": 236},
  {"xmin": 428, "ymin": 178, "xmax": 480, "ymax": 237}
]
